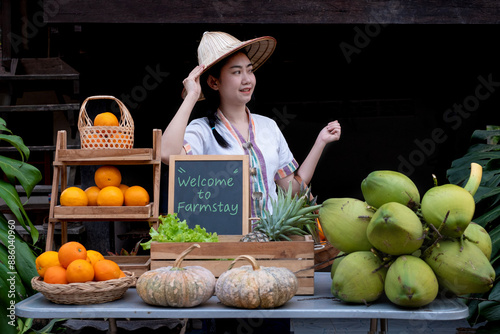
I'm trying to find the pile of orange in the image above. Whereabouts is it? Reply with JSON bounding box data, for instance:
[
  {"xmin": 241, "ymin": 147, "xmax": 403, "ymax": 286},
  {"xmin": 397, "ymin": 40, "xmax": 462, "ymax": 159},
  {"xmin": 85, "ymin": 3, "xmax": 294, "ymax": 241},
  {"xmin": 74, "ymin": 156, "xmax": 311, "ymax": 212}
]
[
  {"xmin": 81, "ymin": 112, "xmax": 132, "ymax": 149},
  {"xmin": 59, "ymin": 165, "xmax": 150, "ymax": 207},
  {"xmin": 36, "ymin": 241, "xmax": 125, "ymax": 284}
]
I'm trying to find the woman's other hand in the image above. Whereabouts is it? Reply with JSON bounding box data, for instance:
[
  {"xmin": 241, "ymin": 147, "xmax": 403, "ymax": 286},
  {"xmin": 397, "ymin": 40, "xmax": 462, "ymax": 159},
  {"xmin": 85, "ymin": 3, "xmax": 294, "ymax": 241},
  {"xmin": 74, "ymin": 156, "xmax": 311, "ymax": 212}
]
[{"xmin": 318, "ymin": 120, "xmax": 341, "ymax": 144}]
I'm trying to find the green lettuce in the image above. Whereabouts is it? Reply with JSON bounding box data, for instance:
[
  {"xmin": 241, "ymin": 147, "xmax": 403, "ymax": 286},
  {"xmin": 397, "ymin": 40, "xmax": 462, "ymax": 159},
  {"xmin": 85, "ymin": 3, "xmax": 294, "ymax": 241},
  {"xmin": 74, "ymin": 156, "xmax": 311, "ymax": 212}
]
[{"xmin": 141, "ymin": 213, "xmax": 219, "ymax": 249}]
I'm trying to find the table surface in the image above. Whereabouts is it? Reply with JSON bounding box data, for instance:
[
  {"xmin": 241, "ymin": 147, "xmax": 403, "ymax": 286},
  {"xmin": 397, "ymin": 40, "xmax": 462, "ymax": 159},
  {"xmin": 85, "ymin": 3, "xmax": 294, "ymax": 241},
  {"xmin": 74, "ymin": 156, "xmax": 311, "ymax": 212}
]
[{"xmin": 16, "ymin": 273, "xmax": 469, "ymax": 321}]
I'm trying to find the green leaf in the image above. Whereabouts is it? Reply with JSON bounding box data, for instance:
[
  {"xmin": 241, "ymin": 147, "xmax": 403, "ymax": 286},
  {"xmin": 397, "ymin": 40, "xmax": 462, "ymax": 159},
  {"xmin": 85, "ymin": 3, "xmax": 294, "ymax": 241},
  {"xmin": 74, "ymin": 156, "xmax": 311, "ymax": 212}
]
[
  {"xmin": 0, "ymin": 118, "xmax": 12, "ymax": 134},
  {"xmin": 142, "ymin": 213, "xmax": 219, "ymax": 245},
  {"xmin": 0, "ymin": 260, "xmax": 27, "ymax": 304},
  {"xmin": 33, "ymin": 318, "xmax": 67, "ymax": 334},
  {"xmin": 475, "ymin": 206, "xmax": 500, "ymax": 228},
  {"xmin": 0, "ymin": 241, "xmax": 9, "ymax": 266},
  {"xmin": 489, "ymin": 225, "xmax": 500, "ymax": 260},
  {"xmin": 478, "ymin": 299, "xmax": 500, "ymax": 322},
  {"xmin": 0, "ymin": 222, "xmax": 38, "ymax": 296},
  {"xmin": 0, "ymin": 134, "xmax": 30, "ymax": 162},
  {"xmin": 0, "ymin": 155, "xmax": 42, "ymax": 197},
  {"xmin": 471, "ymin": 130, "xmax": 500, "ymax": 141},
  {"xmin": 18, "ymin": 318, "xmax": 33, "ymax": 334},
  {"xmin": 0, "ymin": 181, "xmax": 38, "ymax": 243}
]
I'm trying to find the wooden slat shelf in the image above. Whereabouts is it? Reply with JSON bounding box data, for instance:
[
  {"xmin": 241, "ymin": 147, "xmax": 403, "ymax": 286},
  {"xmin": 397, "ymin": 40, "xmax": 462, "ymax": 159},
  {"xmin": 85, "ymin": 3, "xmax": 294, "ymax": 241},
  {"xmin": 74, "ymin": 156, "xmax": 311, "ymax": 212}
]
[
  {"xmin": 45, "ymin": 129, "xmax": 162, "ymax": 251},
  {"xmin": 0, "ymin": 104, "xmax": 80, "ymax": 112},
  {"xmin": 0, "ymin": 58, "xmax": 79, "ymax": 81},
  {"xmin": 53, "ymin": 148, "xmax": 157, "ymax": 165},
  {"xmin": 52, "ymin": 203, "xmax": 153, "ymax": 220}
]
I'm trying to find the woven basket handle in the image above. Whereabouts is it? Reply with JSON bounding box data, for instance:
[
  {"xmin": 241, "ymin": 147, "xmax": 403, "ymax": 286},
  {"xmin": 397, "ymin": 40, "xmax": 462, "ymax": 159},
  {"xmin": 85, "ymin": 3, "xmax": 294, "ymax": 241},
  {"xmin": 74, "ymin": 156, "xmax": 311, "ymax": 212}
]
[{"xmin": 78, "ymin": 95, "xmax": 133, "ymax": 128}]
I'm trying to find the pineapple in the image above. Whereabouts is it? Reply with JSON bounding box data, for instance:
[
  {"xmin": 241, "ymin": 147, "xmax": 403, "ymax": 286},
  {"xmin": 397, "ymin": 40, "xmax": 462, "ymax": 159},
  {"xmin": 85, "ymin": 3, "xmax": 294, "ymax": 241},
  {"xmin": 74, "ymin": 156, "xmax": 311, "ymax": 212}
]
[
  {"xmin": 240, "ymin": 183, "xmax": 321, "ymax": 242},
  {"xmin": 240, "ymin": 230, "xmax": 270, "ymax": 242}
]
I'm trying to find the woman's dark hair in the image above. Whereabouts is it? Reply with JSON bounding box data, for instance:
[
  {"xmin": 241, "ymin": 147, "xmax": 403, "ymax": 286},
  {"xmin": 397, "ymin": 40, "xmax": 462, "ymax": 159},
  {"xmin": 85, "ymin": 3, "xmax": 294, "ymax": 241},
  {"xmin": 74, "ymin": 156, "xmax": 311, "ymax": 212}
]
[
  {"xmin": 200, "ymin": 50, "xmax": 251, "ymax": 149},
  {"xmin": 201, "ymin": 59, "xmax": 230, "ymax": 148}
]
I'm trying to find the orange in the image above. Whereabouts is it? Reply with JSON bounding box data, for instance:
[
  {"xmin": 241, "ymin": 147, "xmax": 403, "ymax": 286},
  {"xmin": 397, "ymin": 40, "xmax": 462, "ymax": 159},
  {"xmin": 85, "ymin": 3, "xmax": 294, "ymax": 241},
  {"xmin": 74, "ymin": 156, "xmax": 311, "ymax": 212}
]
[
  {"xmin": 82, "ymin": 133, "xmax": 101, "ymax": 149},
  {"xmin": 110, "ymin": 132, "xmax": 132, "ymax": 148},
  {"xmin": 36, "ymin": 251, "xmax": 61, "ymax": 278},
  {"xmin": 119, "ymin": 270, "xmax": 126, "ymax": 278},
  {"xmin": 94, "ymin": 112, "xmax": 119, "ymax": 127},
  {"xmin": 60, "ymin": 187, "xmax": 88, "ymax": 206},
  {"xmin": 58, "ymin": 241, "xmax": 88, "ymax": 268},
  {"xmin": 94, "ymin": 259, "xmax": 121, "ymax": 281},
  {"xmin": 118, "ymin": 184, "xmax": 129, "ymax": 197},
  {"xmin": 66, "ymin": 259, "xmax": 95, "ymax": 283},
  {"xmin": 124, "ymin": 186, "xmax": 150, "ymax": 206},
  {"xmin": 97, "ymin": 186, "xmax": 124, "ymax": 206},
  {"xmin": 85, "ymin": 186, "xmax": 101, "ymax": 206},
  {"xmin": 44, "ymin": 265, "xmax": 68, "ymax": 284},
  {"xmin": 86, "ymin": 250, "xmax": 105, "ymax": 267},
  {"xmin": 94, "ymin": 165, "xmax": 122, "ymax": 189}
]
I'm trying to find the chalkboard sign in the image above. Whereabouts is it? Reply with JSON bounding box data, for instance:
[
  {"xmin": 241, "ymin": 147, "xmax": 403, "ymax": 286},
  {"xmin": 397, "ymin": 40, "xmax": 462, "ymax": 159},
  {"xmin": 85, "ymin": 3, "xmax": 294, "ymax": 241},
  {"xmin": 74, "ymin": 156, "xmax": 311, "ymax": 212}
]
[{"xmin": 168, "ymin": 155, "xmax": 250, "ymax": 235}]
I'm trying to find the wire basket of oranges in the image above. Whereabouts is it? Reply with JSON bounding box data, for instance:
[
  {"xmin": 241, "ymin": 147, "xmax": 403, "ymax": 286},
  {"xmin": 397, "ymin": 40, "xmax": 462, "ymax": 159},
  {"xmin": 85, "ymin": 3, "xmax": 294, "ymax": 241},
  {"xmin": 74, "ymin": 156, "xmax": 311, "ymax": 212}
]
[
  {"xmin": 78, "ymin": 95, "xmax": 134, "ymax": 149},
  {"xmin": 31, "ymin": 271, "xmax": 136, "ymax": 305}
]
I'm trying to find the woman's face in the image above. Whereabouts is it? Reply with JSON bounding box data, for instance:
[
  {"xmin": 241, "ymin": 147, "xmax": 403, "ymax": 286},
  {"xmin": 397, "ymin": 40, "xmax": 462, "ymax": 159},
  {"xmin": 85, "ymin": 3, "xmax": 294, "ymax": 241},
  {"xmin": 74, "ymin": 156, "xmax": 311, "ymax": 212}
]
[{"xmin": 215, "ymin": 52, "xmax": 256, "ymax": 106}]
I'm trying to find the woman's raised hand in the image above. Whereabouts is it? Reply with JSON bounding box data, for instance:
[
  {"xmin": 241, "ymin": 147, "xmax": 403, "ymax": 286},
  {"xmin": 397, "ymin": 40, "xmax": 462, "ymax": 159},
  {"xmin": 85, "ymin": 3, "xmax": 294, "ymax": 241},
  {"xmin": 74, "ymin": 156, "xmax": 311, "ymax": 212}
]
[{"xmin": 183, "ymin": 65, "xmax": 205, "ymax": 99}]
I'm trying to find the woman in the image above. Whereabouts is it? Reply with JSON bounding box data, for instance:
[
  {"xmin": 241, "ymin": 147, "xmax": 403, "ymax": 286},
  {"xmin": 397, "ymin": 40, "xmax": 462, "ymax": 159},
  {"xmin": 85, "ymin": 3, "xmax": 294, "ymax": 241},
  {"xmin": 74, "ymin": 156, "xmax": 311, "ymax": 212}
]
[{"xmin": 162, "ymin": 31, "xmax": 341, "ymax": 219}]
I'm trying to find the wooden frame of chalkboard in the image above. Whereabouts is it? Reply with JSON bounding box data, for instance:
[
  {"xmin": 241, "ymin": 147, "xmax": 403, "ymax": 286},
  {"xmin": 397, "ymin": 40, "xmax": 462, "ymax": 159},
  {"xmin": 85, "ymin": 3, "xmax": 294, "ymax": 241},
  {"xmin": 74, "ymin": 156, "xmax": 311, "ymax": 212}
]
[{"xmin": 168, "ymin": 155, "xmax": 250, "ymax": 235}]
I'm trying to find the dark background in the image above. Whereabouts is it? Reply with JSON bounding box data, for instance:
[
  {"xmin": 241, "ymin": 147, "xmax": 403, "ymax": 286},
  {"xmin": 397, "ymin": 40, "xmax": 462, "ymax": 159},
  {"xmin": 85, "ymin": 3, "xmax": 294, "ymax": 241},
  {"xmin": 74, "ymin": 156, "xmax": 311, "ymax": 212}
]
[
  {"xmin": 14, "ymin": 23, "xmax": 499, "ymax": 208},
  {"xmin": 2, "ymin": 1, "xmax": 500, "ymax": 253}
]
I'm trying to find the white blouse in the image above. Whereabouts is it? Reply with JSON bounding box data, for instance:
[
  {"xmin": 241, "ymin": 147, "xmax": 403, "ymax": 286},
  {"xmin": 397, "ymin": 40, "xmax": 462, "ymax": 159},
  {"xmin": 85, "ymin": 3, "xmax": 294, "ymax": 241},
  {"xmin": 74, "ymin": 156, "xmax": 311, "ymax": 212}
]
[{"xmin": 183, "ymin": 109, "xmax": 298, "ymax": 219}]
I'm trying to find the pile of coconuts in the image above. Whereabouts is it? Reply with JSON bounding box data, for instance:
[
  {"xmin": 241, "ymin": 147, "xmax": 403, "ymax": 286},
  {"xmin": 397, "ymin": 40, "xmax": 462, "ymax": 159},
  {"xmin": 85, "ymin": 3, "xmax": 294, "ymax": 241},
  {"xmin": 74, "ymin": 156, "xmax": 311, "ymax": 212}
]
[{"xmin": 319, "ymin": 163, "xmax": 495, "ymax": 307}]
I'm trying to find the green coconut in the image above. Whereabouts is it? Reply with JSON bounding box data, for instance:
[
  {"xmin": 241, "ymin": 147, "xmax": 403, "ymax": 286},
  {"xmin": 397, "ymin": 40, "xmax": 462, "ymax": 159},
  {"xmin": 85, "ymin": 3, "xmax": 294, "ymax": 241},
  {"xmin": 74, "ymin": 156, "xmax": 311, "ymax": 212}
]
[
  {"xmin": 385, "ymin": 255, "xmax": 438, "ymax": 307},
  {"xmin": 366, "ymin": 202, "xmax": 424, "ymax": 256},
  {"xmin": 331, "ymin": 251, "xmax": 387, "ymax": 304},
  {"xmin": 361, "ymin": 170, "xmax": 420, "ymax": 210},
  {"xmin": 319, "ymin": 198, "xmax": 374, "ymax": 253},
  {"xmin": 464, "ymin": 222, "xmax": 492, "ymax": 260},
  {"xmin": 421, "ymin": 184, "xmax": 475, "ymax": 238},
  {"xmin": 423, "ymin": 239, "xmax": 495, "ymax": 295},
  {"xmin": 330, "ymin": 251, "xmax": 346, "ymax": 279}
]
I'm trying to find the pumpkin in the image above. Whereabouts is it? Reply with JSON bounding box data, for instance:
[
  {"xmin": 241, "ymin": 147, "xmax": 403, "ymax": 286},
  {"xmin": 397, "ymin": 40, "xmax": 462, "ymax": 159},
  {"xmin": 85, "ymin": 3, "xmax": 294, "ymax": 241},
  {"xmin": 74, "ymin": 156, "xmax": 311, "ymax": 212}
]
[
  {"xmin": 136, "ymin": 244, "xmax": 215, "ymax": 307},
  {"xmin": 215, "ymin": 255, "xmax": 299, "ymax": 309}
]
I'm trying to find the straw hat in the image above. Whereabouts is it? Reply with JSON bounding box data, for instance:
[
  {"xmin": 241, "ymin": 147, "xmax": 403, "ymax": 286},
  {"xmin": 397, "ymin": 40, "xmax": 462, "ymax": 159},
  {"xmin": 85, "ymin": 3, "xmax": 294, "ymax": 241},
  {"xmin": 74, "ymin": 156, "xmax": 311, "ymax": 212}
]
[{"xmin": 183, "ymin": 31, "xmax": 277, "ymax": 99}]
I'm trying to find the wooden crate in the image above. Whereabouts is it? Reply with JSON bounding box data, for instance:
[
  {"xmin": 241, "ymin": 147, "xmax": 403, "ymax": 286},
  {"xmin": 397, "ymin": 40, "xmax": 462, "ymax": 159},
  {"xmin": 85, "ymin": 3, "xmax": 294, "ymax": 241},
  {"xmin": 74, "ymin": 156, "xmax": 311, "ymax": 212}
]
[
  {"xmin": 150, "ymin": 235, "xmax": 315, "ymax": 295},
  {"xmin": 104, "ymin": 255, "xmax": 151, "ymax": 278}
]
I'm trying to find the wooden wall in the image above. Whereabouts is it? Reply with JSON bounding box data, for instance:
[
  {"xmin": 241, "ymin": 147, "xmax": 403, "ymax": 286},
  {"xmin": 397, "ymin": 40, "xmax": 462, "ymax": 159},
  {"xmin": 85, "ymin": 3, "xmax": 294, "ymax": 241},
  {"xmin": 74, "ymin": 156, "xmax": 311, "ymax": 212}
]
[{"xmin": 43, "ymin": 0, "xmax": 500, "ymax": 24}]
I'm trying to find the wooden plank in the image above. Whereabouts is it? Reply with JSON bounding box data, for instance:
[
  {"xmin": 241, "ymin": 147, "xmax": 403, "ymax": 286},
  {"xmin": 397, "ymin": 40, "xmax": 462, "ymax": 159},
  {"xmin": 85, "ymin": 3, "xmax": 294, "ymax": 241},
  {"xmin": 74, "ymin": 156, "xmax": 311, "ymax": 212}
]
[
  {"xmin": 53, "ymin": 203, "xmax": 153, "ymax": 219},
  {"xmin": 0, "ymin": 58, "xmax": 79, "ymax": 80},
  {"xmin": 150, "ymin": 259, "xmax": 314, "ymax": 277},
  {"xmin": 150, "ymin": 241, "xmax": 314, "ymax": 260},
  {"xmin": 0, "ymin": 0, "xmax": 12, "ymax": 65},
  {"xmin": 104, "ymin": 256, "xmax": 151, "ymax": 277},
  {"xmin": 54, "ymin": 148, "xmax": 154, "ymax": 164},
  {"xmin": 0, "ymin": 104, "xmax": 80, "ymax": 112},
  {"xmin": 43, "ymin": 0, "xmax": 500, "ymax": 24}
]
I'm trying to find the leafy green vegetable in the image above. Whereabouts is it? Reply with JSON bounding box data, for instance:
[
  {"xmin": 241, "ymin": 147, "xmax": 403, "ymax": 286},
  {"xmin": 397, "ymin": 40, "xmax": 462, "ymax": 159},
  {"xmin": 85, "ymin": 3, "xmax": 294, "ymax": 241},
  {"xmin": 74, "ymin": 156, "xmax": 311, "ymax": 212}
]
[{"xmin": 141, "ymin": 213, "xmax": 219, "ymax": 249}]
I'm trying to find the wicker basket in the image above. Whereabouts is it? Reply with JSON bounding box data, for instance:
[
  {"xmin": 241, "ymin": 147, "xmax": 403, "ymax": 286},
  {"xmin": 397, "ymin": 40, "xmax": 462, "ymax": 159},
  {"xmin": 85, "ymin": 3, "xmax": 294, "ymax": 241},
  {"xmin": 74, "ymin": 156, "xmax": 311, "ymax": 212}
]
[
  {"xmin": 31, "ymin": 271, "xmax": 136, "ymax": 305},
  {"xmin": 78, "ymin": 95, "xmax": 134, "ymax": 149}
]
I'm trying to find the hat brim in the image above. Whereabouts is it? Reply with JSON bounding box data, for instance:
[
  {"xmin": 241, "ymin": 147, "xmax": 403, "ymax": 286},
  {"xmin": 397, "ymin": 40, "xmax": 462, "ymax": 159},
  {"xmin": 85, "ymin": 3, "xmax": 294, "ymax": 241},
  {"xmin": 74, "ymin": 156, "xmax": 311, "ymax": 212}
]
[
  {"xmin": 201, "ymin": 35, "xmax": 277, "ymax": 75},
  {"xmin": 182, "ymin": 36, "xmax": 277, "ymax": 99}
]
